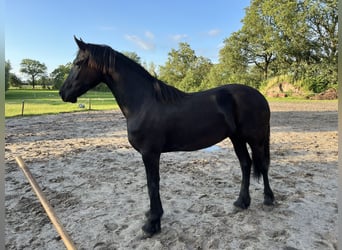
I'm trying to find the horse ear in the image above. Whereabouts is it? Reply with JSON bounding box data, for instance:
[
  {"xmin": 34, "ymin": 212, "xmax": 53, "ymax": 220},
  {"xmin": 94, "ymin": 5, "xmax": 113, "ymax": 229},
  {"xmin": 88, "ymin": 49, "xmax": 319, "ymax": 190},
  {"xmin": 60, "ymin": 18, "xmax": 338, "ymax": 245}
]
[{"xmin": 74, "ymin": 36, "xmax": 87, "ymax": 50}]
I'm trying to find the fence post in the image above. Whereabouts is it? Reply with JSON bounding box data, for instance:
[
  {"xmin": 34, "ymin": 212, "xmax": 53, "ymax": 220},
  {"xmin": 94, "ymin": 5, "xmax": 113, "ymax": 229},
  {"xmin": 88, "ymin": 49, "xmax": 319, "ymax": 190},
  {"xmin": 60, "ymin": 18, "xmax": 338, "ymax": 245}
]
[
  {"xmin": 88, "ymin": 98, "xmax": 91, "ymax": 110},
  {"xmin": 21, "ymin": 100, "xmax": 25, "ymax": 116}
]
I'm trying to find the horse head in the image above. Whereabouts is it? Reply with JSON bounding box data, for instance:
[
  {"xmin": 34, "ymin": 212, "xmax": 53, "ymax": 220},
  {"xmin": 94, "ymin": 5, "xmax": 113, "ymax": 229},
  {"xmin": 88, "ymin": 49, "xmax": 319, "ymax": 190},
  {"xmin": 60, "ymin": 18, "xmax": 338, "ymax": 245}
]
[{"xmin": 59, "ymin": 37, "xmax": 105, "ymax": 103}]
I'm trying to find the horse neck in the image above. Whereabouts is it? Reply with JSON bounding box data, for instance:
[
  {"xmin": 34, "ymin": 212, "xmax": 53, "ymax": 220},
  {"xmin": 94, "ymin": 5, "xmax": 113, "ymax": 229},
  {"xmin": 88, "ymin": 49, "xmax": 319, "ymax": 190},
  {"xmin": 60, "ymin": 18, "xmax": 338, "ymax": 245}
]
[{"xmin": 104, "ymin": 63, "xmax": 155, "ymax": 118}]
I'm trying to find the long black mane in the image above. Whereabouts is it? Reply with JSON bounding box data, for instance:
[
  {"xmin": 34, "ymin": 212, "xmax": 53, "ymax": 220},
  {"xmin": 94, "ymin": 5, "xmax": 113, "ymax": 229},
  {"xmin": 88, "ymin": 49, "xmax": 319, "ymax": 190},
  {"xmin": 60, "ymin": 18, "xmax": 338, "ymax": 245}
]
[
  {"xmin": 84, "ymin": 43, "xmax": 188, "ymax": 104},
  {"xmin": 153, "ymin": 80, "xmax": 188, "ymax": 104},
  {"xmin": 82, "ymin": 43, "xmax": 117, "ymax": 74}
]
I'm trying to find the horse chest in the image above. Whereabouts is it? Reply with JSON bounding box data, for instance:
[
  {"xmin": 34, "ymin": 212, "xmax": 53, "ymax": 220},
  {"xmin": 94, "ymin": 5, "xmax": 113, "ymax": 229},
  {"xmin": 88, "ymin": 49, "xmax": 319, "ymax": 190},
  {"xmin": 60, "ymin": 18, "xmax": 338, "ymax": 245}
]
[{"xmin": 126, "ymin": 117, "xmax": 163, "ymax": 152}]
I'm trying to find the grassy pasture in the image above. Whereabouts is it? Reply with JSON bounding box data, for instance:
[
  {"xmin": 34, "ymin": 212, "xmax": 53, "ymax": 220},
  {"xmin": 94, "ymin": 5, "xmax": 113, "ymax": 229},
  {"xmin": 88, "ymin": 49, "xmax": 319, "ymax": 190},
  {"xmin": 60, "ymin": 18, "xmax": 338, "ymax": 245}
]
[
  {"xmin": 5, "ymin": 89, "xmax": 118, "ymax": 117},
  {"xmin": 5, "ymin": 89, "xmax": 337, "ymax": 118}
]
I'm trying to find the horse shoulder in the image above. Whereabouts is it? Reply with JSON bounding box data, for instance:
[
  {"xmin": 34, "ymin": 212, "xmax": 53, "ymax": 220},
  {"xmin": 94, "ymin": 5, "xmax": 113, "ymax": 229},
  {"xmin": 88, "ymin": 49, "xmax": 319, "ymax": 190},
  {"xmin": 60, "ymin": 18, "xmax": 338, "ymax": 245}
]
[{"xmin": 126, "ymin": 108, "xmax": 165, "ymax": 153}]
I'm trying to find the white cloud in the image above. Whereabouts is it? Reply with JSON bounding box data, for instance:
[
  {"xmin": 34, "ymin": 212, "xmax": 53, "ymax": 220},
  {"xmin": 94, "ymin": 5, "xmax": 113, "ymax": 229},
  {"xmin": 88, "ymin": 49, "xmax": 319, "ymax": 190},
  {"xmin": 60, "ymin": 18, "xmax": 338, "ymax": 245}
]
[
  {"xmin": 125, "ymin": 34, "xmax": 155, "ymax": 51},
  {"xmin": 207, "ymin": 29, "xmax": 221, "ymax": 36},
  {"xmin": 170, "ymin": 34, "xmax": 188, "ymax": 42},
  {"xmin": 145, "ymin": 31, "xmax": 155, "ymax": 40}
]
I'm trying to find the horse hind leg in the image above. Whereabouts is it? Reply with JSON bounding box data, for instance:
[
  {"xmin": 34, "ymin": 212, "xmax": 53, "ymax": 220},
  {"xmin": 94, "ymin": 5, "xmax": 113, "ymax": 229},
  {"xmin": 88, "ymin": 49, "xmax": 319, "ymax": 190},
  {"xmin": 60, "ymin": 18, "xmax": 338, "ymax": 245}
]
[
  {"xmin": 250, "ymin": 142, "xmax": 275, "ymax": 206},
  {"xmin": 231, "ymin": 138, "xmax": 252, "ymax": 209}
]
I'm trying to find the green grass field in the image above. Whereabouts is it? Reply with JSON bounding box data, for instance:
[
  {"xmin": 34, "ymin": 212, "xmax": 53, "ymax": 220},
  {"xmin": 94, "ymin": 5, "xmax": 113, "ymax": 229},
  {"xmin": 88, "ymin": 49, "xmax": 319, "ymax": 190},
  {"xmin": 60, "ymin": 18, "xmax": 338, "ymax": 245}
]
[
  {"xmin": 5, "ymin": 89, "xmax": 118, "ymax": 117},
  {"xmin": 5, "ymin": 89, "xmax": 337, "ymax": 118}
]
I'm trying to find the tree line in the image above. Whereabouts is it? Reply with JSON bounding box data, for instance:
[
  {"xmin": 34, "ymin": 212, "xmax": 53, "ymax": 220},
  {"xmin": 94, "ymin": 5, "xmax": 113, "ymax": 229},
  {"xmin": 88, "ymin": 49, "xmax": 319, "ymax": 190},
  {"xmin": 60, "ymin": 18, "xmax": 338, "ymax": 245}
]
[
  {"xmin": 5, "ymin": 59, "xmax": 72, "ymax": 91},
  {"xmin": 159, "ymin": 0, "xmax": 337, "ymax": 94},
  {"xmin": 6, "ymin": 0, "xmax": 337, "ymax": 94}
]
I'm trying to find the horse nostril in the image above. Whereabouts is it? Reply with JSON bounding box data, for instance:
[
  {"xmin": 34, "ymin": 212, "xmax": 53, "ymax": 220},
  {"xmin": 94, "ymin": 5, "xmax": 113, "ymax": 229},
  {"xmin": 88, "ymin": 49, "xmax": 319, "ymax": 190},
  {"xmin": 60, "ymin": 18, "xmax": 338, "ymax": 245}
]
[{"xmin": 59, "ymin": 89, "xmax": 66, "ymax": 100}]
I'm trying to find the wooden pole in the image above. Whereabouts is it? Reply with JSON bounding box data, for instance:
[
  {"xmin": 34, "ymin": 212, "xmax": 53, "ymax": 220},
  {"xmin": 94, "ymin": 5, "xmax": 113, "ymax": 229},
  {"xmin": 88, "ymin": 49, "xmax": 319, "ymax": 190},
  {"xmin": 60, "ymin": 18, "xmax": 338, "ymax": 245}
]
[
  {"xmin": 21, "ymin": 100, "xmax": 25, "ymax": 116},
  {"xmin": 15, "ymin": 156, "xmax": 77, "ymax": 250}
]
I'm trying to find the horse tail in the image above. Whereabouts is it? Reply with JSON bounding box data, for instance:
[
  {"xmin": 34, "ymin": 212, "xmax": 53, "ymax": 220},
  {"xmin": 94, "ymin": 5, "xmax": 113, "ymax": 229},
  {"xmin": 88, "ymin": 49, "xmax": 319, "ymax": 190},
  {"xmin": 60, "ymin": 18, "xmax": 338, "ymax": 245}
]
[{"xmin": 252, "ymin": 123, "xmax": 270, "ymax": 180}]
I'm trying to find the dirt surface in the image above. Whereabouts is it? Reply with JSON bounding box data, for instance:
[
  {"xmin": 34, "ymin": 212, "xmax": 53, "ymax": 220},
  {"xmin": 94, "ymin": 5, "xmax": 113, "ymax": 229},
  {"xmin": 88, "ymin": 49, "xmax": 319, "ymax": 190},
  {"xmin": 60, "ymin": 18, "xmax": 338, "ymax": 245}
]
[{"xmin": 5, "ymin": 101, "xmax": 338, "ymax": 249}]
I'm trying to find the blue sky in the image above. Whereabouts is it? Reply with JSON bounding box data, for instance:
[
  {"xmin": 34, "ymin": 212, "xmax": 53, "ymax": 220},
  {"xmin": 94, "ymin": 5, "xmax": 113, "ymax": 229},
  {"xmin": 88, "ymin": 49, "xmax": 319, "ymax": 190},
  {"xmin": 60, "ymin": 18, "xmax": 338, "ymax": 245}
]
[{"xmin": 6, "ymin": 1, "xmax": 250, "ymax": 76}]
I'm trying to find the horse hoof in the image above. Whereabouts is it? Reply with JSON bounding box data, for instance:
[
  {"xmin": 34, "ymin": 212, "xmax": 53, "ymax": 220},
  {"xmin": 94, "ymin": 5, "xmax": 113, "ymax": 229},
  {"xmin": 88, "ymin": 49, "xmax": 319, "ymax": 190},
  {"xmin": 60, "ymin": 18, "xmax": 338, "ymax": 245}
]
[
  {"xmin": 142, "ymin": 220, "xmax": 161, "ymax": 237},
  {"xmin": 232, "ymin": 205, "xmax": 244, "ymax": 214},
  {"xmin": 233, "ymin": 199, "xmax": 250, "ymax": 210},
  {"xmin": 263, "ymin": 198, "xmax": 275, "ymax": 206}
]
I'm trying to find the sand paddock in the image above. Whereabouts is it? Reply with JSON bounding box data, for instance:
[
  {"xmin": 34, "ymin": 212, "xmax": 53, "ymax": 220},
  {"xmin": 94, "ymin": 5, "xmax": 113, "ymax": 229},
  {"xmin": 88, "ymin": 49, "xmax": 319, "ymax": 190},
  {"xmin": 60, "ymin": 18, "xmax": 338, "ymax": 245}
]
[{"xmin": 5, "ymin": 101, "xmax": 337, "ymax": 249}]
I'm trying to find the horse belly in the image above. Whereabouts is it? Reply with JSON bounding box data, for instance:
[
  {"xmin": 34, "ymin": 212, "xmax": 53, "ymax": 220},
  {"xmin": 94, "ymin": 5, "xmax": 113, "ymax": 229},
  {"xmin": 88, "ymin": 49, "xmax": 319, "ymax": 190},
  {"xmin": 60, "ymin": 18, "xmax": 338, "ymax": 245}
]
[{"xmin": 163, "ymin": 116, "xmax": 229, "ymax": 152}]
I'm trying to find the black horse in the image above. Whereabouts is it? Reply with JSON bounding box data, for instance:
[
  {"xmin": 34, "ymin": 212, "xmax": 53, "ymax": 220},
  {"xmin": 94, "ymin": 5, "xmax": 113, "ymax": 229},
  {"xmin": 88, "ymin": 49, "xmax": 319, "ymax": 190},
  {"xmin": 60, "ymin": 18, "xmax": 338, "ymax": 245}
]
[{"xmin": 60, "ymin": 37, "xmax": 274, "ymax": 236}]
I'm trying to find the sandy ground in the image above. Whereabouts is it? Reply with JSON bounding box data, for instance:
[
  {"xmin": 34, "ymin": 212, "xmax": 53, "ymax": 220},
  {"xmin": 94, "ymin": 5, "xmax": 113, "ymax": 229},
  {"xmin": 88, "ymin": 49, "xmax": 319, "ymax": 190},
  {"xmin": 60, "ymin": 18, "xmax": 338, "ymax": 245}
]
[{"xmin": 5, "ymin": 101, "xmax": 338, "ymax": 250}]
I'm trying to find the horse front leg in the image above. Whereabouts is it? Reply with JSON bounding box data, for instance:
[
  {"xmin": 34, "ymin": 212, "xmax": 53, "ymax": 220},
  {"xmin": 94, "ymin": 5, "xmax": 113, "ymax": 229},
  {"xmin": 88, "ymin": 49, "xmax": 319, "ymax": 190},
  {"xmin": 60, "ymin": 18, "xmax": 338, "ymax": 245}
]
[{"xmin": 141, "ymin": 152, "xmax": 164, "ymax": 236}]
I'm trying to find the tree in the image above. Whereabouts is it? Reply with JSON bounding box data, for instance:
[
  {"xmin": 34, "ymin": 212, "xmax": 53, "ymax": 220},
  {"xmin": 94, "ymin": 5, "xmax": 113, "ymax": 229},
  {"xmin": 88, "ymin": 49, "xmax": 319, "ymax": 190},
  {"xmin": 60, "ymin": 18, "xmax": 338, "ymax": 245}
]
[
  {"xmin": 217, "ymin": 0, "xmax": 337, "ymax": 92},
  {"xmin": 159, "ymin": 42, "xmax": 212, "ymax": 91},
  {"xmin": 259, "ymin": 0, "xmax": 337, "ymax": 91},
  {"xmin": 20, "ymin": 59, "xmax": 47, "ymax": 89},
  {"xmin": 37, "ymin": 75, "xmax": 51, "ymax": 89},
  {"xmin": 5, "ymin": 60, "xmax": 11, "ymax": 91},
  {"xmin": 5, "ymin": 61, "xmax": 24, "ymax": 89},
  {"xmin": 159, "ymin": 42, "xmax": 197, "ymax": 88},
  {"xmin": 182, "ymin": 56, "xmax": 212, "ymax": 91},
  {"xmin": 122, "ymin": 51, "xmax": 141, "ymax": 64},
  {"xmin": 10, "ymin": 74, "xmax": 24, "ymax": 88},
  {"xmin": 304, "ymin": 0, "xmax": 338, "ymax": 64},
  {"xmin": 239, "ymin": 0, "xmax": 277, "ymax": 80},
  {"xmin": 50, "ymin": 63, "xmax": 72, "ymax": 90},
  {"xmin": 261, "ymin": 0, "xmax": 317, "ymax": 79},
  {"xmin": 217, "ymin": 31, "xmax": 256, "ymax": 86},
  {"xmin": 302, "ymin": 0, "xmax": 338, "ymax": 91},
  {"xmin": 201, "ymin": 64, "xmax": 227, "ymax": 89},
  {"xmin": 143, "ymin": 61, "xmax": 158, "ymax": 78}
]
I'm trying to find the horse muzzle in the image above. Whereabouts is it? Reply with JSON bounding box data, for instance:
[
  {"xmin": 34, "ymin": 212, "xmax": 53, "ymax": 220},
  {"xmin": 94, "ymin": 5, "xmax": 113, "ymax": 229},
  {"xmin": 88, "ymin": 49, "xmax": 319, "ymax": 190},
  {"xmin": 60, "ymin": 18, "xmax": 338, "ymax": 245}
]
[{"xmin": 59, "ymin": 90, "xmax": 78, "ymax": 103}]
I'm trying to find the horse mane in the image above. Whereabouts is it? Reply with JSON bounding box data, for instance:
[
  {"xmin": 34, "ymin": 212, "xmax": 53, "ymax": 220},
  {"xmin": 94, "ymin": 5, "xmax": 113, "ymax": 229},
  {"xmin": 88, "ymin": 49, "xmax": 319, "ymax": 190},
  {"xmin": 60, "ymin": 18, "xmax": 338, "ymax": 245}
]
[
  {"xmin": 153, "ymin": 80, "xmax": 188, "ymax": 104},
  {"xmin": 85, "ymin": 43, "xmax": 117, "ymax": 74},
  {"xmin": 85, "ymin": 42, "xmax": 188, "ymax": 103}
]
